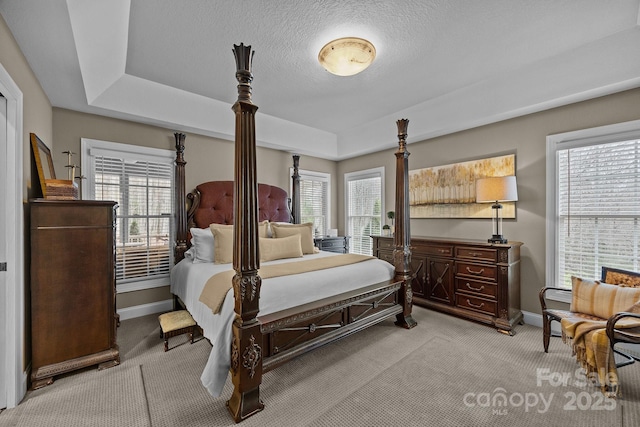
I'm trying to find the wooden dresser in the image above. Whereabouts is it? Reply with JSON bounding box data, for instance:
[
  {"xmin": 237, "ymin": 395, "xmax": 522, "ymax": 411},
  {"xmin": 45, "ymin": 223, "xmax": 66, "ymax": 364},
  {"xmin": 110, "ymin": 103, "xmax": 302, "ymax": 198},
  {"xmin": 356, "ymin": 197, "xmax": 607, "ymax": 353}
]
[
  {"xmin": 372, "ymin": 236, "xmax": 523, "ymax": 335},
  {"xmin": 314, "ymin": 236, "xmax": 350, "ymax": 254},
  {"xmin": 30, "ymin": 199, "xmax": 119, "ymax": 388}
]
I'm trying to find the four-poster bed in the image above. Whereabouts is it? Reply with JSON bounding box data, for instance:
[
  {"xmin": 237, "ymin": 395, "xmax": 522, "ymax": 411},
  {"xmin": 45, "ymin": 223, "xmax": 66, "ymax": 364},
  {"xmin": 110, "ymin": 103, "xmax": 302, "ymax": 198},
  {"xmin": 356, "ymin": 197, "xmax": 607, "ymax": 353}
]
[{"xmin": 170, "ymin": 43, "xmax": 416, "ymax": 422}]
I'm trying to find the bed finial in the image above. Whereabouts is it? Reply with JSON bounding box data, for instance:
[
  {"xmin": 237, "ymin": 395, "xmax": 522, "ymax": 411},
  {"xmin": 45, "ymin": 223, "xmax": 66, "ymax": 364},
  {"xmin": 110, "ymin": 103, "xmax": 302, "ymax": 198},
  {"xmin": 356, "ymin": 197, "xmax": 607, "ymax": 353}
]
[
  {"xmin": 393, "ymin": 118, "xmax": 417, "ymax": 330},
  {"xmin": 233, "ymin": 43, "xmax": 255, "ymax": 103},
  {"xmin": 396, "ymin": 119, "xmax": 409, "ymax": 149}
]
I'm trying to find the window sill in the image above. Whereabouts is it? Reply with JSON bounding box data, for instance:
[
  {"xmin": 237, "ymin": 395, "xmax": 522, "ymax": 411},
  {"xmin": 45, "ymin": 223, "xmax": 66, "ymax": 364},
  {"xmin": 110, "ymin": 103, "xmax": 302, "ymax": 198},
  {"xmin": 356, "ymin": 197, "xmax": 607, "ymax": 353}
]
[
  {"xmin": 117, "ymin": 277, "xmax": 170, "ymax": 294},
  {"xmin": 545, "ymin": 288, "xmax": 572, "ymax": 304}
]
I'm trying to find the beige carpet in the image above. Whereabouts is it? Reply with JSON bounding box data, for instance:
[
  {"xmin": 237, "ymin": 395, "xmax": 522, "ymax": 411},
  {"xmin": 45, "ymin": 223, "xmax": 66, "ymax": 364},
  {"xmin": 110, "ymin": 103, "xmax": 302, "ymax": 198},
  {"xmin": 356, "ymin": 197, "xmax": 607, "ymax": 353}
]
[
  {"xmin": 3, "ymin": 365, "xmax": 150, "ymax": 427},
  {"xmin": 1, "ymin": 306, "xmax": 639, "ymax": 427}
]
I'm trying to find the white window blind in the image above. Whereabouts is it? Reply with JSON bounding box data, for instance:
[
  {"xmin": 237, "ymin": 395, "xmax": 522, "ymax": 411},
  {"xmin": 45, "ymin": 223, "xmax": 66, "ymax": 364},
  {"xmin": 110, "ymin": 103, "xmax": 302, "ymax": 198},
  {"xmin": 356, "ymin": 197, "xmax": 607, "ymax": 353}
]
[
  {"xmin": 82, "ymin": 139, "xmax": 174, "ymax": 292},
  {"xmin": 296, "ymin": 170, "xmax": 330, "ymax": 236},
  {"xmin": 345, "ymin": 168, "xmax": 384, "ymax": 255},
  {"xmin": 548, "ymin": 124, "xmax": 640, "ymax": 290}
]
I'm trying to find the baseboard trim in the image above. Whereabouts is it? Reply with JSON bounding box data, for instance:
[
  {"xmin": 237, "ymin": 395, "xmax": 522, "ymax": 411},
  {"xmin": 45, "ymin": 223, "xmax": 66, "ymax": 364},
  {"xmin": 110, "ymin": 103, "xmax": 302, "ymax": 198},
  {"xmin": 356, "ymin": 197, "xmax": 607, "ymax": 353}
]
[
  {"xmin": 522, "ymin": 310, "xmax": 561, "ymax": 334},
  {"xmin": 117, "ymin": 299, "xmax": 173, "ymax": 321}
]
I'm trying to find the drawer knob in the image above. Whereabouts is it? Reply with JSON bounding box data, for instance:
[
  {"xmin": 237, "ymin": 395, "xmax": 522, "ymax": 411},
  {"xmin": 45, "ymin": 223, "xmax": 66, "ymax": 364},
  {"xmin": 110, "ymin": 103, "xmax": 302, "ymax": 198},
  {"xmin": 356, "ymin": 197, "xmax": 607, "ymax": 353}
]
[
  {"xmin": 438, "ymin": 248, "xmax": 448, "ymax": 253},
  {"xmin": 466, "ymin": 299, "xmax": 485, "ymax": 309},
  {"xmin": 466, "ymin": 282, "xmax": 485, "ymax": 292},
  {"xmin": 466, "ymin": 266, "xmax": 485, "ymax": 275},
  {"xmin": 468, "ymin": 251, "xmax": 482, "ymax": 257}
]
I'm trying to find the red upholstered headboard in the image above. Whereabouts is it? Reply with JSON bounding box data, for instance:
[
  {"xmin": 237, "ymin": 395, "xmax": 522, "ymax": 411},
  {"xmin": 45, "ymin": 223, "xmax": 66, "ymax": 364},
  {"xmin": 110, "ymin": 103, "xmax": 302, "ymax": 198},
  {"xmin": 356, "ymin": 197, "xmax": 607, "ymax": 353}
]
[{"xmin": 187, "ymin": 181, "xmax": 291, "ymax": 229}]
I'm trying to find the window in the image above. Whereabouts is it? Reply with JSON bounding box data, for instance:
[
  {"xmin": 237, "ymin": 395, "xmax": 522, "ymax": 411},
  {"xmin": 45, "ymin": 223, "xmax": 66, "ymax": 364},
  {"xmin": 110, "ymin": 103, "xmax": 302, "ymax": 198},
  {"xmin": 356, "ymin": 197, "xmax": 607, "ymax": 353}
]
[
  {"xmin": 293, "ymin": 169, "xmax": 330, "ymax": 236},
  {"xmin": 345, "ymin": 167, "xmax": 384, "ymax": 255},
  {"xmin": 546, "ymin": 120, "xmax": 640, "ymax": 296},
  {"xmin": 81, "ymin": 139, "xmax": 174, "ymax": 293}
]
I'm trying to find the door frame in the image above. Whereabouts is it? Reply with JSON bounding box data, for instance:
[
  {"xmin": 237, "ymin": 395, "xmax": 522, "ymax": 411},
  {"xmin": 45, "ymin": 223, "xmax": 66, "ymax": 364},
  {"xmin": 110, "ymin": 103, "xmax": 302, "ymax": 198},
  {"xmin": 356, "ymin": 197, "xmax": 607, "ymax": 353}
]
[{"xmin": 0, "ymin": 62, "xmax": 26, "ymax": 408}]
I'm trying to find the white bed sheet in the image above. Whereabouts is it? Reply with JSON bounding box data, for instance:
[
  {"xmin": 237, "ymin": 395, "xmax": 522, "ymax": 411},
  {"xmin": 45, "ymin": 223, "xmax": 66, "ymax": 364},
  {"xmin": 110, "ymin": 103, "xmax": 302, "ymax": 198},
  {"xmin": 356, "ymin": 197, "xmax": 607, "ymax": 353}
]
[{"xmin": 170, "ymin": 251, "xmax": 395, "ymax": 397}]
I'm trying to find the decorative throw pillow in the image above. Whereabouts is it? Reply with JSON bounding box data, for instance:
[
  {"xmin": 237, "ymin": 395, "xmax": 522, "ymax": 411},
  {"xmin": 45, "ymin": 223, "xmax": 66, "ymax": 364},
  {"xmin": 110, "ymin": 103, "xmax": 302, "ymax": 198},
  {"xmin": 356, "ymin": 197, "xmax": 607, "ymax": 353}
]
[
  {"xmin": 259, "ymin": 234, "xmax": 303, "ymax": 262},
  {"xmin": 209, "ymin": 224, "xmax": 233, "ymax": 264},
  {"xmin": 571, "ymin": 276, "xmax": 640, "ymax": 319},
  {"xmin": 190, "ymin": 227, "xmax": 215, "ymax": 263},
  {"xmin": 270, "ymin": 222, "xmax": 315, "ymax": 254},
  {"xmin": 602, "ymin": 267, "xmax": 640, "ymax": 288}
]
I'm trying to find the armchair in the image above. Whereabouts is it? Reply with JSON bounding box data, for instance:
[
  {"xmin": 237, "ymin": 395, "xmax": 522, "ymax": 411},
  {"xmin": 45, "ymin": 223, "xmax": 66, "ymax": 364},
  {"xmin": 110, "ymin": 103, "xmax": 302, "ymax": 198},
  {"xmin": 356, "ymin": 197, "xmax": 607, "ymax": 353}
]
[
  {"xmin": 540, "ymin": 267, "xmax": 640, "ymax": 396},
  {"xmin": 540, "ymin": 267, "xmax": 640, "ymax": 357}
]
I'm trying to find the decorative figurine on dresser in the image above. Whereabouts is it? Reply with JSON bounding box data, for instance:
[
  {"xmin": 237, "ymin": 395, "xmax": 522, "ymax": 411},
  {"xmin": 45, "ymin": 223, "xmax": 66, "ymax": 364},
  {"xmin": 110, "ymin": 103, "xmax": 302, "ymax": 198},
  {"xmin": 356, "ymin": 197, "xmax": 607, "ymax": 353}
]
[
  {"xmin": 30, "ymin": 199, "xmax": 120, "ymax": 388},
  {"xmin": 372, "ymin": 235, "xmax": 523, "ymax": 335}
]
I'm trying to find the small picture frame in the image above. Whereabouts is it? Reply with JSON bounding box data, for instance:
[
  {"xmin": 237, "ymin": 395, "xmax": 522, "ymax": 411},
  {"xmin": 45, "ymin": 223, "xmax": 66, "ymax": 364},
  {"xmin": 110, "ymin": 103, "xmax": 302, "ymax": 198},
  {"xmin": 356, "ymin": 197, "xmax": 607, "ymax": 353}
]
[{"xmin": 30, "ymin": 133, "xmax": 57, "ymax": 198}]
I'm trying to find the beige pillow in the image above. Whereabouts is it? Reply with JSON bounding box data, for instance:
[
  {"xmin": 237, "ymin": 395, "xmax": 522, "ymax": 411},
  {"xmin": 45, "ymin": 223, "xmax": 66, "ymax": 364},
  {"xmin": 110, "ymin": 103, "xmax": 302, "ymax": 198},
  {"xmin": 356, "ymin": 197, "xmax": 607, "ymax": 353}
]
[
  {"xmin": 260, "ymin": 234, "xmax": 303, "ymax": 262},
  {"xmin": 571, "ymin": 276, "xmax": 640, "ymax": 318},
  {"xmin": 270, "ymin": 222, "xmax": 315, "ymax": 254},
  {"xmin": 209, "ymin": 221, "xmax": 270, "ymax": 263},
  {"xmin": 209, "ymin": 224, "xmax": 233, "ymax": 264},
  {"xmin": 258, "ymin": 220, "xmax": 269, "ymax": 238}
]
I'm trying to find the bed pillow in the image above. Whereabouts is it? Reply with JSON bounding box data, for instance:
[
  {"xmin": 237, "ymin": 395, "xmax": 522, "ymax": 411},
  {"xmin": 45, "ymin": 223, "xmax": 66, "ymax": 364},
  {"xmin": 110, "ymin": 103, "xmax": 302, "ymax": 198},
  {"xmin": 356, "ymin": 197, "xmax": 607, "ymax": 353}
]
[
  {"xmin": 571, "ymin": 276, "xmax": 640, "ymax": 319},
  {"xmin": 270, "ymin": 222, "xmax": 315, "ymax": 254},
  {"xmin": 209, "ymin": 221, "xmax": 271, "ymax": 264},
  {"xmin": 209, "ymin": 224, "xmax": 233, "ymax": 264},
  {"xmin": 259, "ymin": 234, "xmax": 303, "ymax": 262},
  {"xmin": 190, "ymin": 227, "xmax": 215, "ymax": 263},
  {"xmin": 258, "ymin": 220, "xmax": 269, "ymax": 238}
]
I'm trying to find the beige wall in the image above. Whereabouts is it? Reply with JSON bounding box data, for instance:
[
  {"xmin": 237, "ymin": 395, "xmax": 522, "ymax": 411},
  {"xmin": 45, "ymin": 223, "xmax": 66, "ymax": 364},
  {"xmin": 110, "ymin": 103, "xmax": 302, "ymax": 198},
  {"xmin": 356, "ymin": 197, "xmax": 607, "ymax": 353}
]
[
  {"xmin": 1, "ymin": 14, "xmax": 53, "ymax": 371},
  {"xmin": 337, "ymin": 88, "xmax": 640, "ymax": 314},
  {"xmin": 0, "ymin": 15, "xmax": 53, "ymax": 194},
  {"xmin": 52, "ymin": 108, "xmax": 337, "ymax": 308}
]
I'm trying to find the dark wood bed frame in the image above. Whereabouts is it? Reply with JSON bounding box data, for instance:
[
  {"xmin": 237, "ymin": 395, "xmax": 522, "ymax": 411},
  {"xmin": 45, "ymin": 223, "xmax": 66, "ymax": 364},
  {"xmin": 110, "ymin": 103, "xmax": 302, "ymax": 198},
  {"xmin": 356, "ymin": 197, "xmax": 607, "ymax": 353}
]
[{"xmin": 172, "ymin": 43, "xmax": 416, "ymax": 423}]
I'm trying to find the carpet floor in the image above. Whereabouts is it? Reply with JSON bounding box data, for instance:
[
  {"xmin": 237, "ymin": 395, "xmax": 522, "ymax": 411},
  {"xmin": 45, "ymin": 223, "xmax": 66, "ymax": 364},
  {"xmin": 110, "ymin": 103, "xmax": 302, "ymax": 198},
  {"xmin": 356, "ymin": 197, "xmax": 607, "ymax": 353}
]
[{"xmin": 1, "ymin": 306, "xmax": 639, "ymax": 426}]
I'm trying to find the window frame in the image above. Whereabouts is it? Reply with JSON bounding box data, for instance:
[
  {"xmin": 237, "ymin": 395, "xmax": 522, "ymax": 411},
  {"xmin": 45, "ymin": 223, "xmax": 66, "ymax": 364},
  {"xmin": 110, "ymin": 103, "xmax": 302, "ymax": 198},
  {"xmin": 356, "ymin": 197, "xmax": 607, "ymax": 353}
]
[
  {"xmin": 290, "ymin": 168, "xmax": 331, "ymax": 235},
  {"xmin": 344, "ymin": 167, "xmax": 385, "ymax": 255},
  {"xmin": 81, "ymin": 138, "xmax": 175, "ymax": 294},
  {"xmin": 546, "ymin": 118, "xmax": 640, "ymax": 302}
]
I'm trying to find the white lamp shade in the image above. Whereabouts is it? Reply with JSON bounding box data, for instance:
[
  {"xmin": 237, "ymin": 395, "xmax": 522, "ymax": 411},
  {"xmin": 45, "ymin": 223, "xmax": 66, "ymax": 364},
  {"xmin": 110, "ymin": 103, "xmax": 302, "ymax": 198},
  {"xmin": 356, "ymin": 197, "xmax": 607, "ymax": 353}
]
[{"xmin": 476, "ymin": 176, "xmax": 518, "ymax": 203}]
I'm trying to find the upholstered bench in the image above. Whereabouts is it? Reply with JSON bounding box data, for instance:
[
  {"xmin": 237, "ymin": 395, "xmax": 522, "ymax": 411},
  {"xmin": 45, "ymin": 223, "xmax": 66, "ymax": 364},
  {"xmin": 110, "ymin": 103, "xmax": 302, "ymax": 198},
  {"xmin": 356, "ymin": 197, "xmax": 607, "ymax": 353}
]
[{"xmin": 158, "ymin": 310, "xmax": 197, "ymax": 352}]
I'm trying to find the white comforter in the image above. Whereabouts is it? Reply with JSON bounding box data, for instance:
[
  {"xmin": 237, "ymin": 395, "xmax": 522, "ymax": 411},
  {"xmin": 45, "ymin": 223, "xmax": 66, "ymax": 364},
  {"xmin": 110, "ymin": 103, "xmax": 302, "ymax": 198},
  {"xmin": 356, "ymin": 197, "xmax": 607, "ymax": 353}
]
[{"xmin": 170, "ymin": 251, "xmax": 395, "ymax": 397}]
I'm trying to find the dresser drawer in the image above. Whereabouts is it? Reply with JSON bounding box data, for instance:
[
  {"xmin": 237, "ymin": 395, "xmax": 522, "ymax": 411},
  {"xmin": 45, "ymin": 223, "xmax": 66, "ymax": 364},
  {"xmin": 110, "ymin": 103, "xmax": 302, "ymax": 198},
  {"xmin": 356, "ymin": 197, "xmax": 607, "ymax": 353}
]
[
  {"xmin": 455, "ymin": 277, "xmax": 497, "ymax": 299},
  {"xmin": 414, "ymin": 244, "xmax": 453, "ymax": 257},
  {"xmin": 319, "ymin": 239, "xmax": 344, "ymax": 249},
  {"xmin": 377, "ymin": 250, "xmax": 393, "ymax": 264},
  {"xmin": 315, "ymin": 237, "xmax": 348, "ymax": 254},
  {"xmin": 455, "ymin": 247, "xmax": 497, "ymax": 262},
  {"xmin": 455, "ymin": 261, "xmax": 497, "ymax": 281},
  {"xmin": 456, "ymin": 294, "xmax": 497, "ymax": 316},
  {"xmin": 375, "ymin": 238, "xmax": 394, "ymax": 250}
]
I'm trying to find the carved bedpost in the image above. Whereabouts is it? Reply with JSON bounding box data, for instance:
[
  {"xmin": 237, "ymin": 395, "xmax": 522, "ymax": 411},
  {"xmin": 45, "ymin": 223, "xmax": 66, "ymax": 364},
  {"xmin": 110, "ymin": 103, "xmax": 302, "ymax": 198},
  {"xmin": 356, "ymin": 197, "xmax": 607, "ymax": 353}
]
[
  {"xmin": 393, "ymin": 119, "xmax": 417, "ymax": 329},
  {"xmin": 291, "ymin": 154, "xmax": 301, "ymax": 224},
  {"xmin": 226, "ymin": 43, "xmax": 265, "ymax": 422},
  {"xmin": 174, "ymin": 132, "xmax": 188, "ymax": 262}
]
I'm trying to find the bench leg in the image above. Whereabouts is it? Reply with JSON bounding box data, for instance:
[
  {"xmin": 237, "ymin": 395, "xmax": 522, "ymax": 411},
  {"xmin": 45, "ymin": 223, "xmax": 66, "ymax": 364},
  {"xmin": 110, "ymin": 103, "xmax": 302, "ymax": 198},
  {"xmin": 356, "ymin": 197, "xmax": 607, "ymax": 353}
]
[{"xmin": 543, "ymin": 315, "xmax": 551, "ymax": 353}]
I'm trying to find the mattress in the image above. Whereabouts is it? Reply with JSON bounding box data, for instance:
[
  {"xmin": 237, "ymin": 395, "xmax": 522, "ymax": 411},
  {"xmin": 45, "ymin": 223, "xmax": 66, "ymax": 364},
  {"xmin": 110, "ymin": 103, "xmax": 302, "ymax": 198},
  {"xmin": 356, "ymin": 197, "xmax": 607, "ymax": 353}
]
[{"xmin": 170, "ymin": 250, "xmax": 395, "ymax": 396}]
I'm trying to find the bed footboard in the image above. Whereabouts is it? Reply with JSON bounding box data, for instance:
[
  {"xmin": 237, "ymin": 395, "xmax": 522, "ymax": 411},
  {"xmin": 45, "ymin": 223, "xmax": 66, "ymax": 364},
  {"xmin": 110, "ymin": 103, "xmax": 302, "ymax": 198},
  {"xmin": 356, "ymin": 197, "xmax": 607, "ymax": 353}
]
[{"xmin": 258, "ymin": 280, "xmax": 403, "ymax": 372}]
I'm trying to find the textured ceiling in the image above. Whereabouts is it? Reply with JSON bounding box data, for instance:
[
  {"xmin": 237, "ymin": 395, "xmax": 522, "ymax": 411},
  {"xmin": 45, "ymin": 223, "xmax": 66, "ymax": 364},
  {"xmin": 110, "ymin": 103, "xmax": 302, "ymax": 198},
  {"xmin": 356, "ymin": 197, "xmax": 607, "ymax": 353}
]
[{"xmin": 2, "ymin": 0, "xmax": 640, "ymax": 159}]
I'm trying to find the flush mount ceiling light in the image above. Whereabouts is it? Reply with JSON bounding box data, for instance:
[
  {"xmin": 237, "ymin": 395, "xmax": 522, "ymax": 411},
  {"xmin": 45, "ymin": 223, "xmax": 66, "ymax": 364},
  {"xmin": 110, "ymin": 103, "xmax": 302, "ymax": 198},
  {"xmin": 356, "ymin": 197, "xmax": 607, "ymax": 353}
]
[{"xmin": 318, "ymin": 37, "xmax": 376, "ymax": 76}]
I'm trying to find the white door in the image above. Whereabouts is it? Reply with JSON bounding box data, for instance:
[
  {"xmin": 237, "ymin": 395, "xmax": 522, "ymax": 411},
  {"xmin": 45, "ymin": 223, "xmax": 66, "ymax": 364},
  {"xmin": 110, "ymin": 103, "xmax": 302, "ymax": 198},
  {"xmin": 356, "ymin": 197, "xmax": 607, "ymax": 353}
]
[{"xmin": 0, "ymin": 93, "xmax": 7, "ymax": 410}]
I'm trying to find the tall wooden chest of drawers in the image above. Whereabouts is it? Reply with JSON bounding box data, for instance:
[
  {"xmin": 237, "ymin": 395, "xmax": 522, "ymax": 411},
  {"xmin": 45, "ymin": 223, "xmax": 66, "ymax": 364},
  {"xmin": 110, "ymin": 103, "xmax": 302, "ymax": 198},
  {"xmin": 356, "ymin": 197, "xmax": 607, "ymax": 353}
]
[
  {"xmin": 372, "ymin": 236, "xmax": 523, "ymax": 334},
  {"xmin": 30, "ymin": 199, "xmax": 119, "ymax": 388}
]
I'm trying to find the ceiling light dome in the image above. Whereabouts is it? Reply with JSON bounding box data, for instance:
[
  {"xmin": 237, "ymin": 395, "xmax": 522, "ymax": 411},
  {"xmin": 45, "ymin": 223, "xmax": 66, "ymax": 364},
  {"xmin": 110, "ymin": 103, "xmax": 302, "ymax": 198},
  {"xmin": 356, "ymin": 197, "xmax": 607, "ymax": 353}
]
[{"xmin": 318, "ymin": 37, "xmax": 376, "ymax": 77}]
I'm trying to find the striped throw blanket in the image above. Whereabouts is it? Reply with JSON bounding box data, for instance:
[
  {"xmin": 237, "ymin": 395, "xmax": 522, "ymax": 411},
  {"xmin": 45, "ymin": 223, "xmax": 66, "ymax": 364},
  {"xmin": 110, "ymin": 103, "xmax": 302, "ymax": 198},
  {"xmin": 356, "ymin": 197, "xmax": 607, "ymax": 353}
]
[{"xmin": 199, "ymin": 254, "xmax": 375, "ymax": 314}]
